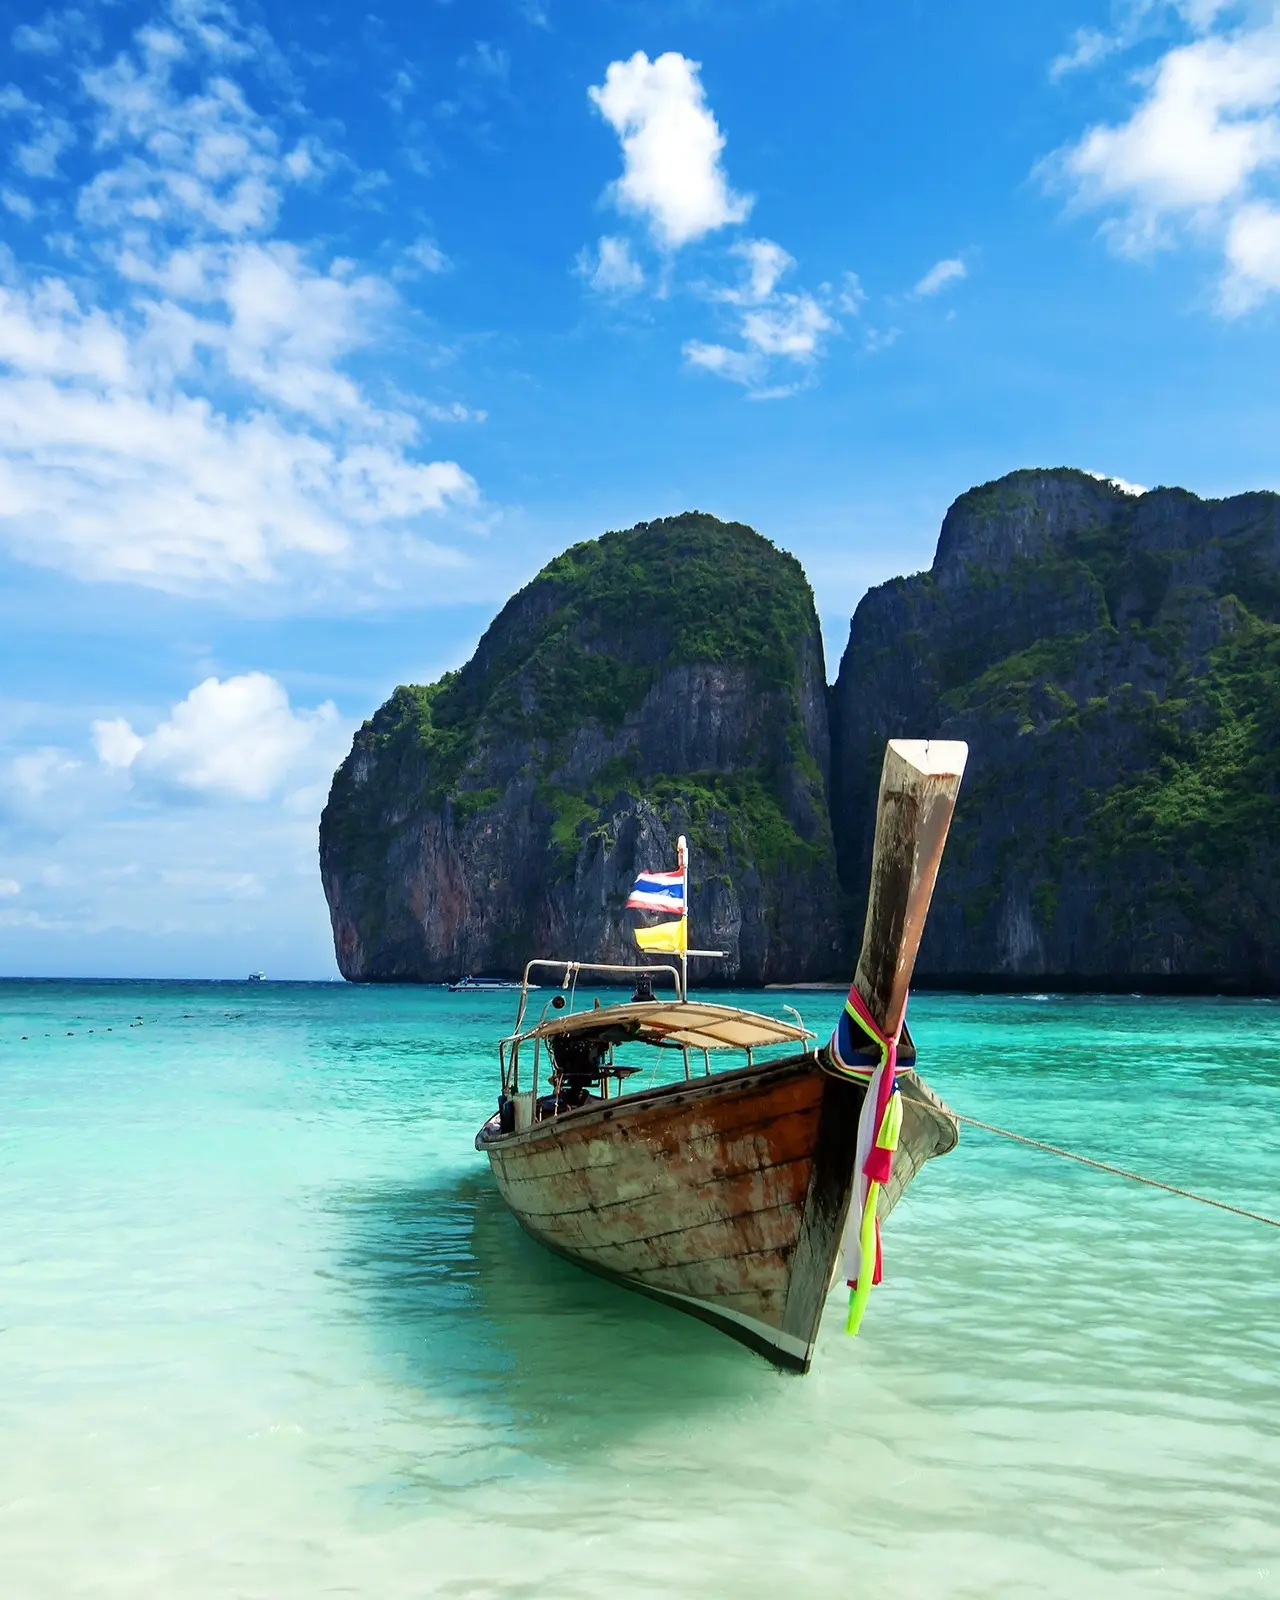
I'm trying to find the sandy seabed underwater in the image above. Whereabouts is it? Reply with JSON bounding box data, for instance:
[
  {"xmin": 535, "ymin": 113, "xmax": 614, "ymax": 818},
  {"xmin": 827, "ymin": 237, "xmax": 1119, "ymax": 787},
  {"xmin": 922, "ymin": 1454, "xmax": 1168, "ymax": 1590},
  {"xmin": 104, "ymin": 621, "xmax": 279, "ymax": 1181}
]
[{"xmin": 1, "ymin": 980, "xmax": 1278, "ymax": 1599}]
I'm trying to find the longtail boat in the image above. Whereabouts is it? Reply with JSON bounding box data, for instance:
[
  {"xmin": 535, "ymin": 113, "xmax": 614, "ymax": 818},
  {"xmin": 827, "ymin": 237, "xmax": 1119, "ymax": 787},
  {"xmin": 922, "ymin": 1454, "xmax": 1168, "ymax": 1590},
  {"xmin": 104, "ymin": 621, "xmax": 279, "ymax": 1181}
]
[{"xmin": 475, "ymin": 739, "xmax": 968, "ymax": 1371}]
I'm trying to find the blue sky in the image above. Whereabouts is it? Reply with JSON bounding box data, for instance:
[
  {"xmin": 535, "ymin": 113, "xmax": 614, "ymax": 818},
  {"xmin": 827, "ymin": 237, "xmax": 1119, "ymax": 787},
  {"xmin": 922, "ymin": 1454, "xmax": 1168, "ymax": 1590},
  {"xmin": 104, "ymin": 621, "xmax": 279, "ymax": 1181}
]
[{"xmin": 2, "ymin": 0, "xmax": 1279, "ymax": 978}]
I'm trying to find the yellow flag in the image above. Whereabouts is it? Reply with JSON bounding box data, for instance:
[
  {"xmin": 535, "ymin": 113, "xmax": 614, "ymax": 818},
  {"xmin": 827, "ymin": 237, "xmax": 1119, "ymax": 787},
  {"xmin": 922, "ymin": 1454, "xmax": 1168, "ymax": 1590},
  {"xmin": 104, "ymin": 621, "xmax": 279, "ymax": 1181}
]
[{"xmin": 633, "ymin": 920, "xmax": 686, "ymax": 954}]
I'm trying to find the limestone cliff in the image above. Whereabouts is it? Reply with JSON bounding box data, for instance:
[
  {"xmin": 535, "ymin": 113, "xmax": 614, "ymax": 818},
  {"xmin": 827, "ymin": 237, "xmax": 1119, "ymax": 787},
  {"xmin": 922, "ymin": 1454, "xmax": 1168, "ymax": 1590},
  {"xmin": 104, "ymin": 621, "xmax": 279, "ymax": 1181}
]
[
  {"xmin": 320, "ymin": 513, "xmax": 842, "ymax": 984},
  {"xmin": 830, "ymin": 469, "xmax": 1280, "ymax": 988}
]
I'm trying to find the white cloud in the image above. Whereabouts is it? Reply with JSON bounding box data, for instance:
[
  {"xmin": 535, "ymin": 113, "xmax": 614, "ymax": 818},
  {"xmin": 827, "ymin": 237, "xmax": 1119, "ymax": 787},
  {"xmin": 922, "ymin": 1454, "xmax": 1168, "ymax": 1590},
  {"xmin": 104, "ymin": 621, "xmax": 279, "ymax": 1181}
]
[
  {"xmin": 13, "ymin": 15, "xmax": 65, "ymax": 54},
  {"xmin": 401, "ymin": 236, "xmax": 451, "ymax": 275},
  {"xmin": 1221, "ymin": 197, "xmax": 1280, "ymax": 306},
  {"xmin": 15, "ymin": 119, "xmax": 74, "ymax": 179},
  {"xmin": 92, "ymin": 718, "xmax": 145, "ymax": 768},
  {"xmin": 1059, "ymin": 31, "xmax": 1280, "ymax": 226},
  {"xmin": 1043, "ymin": 2, "xmax": 1248, "ymax": 78},
  {"xmin": 835, "ymin": 270, "xmax": 866, "ymax": 315},
  {"xmin": 741, "ymin": 294, "xmax": 832, "ymax": 357},
  {"xmin": 721, "ymin": 238, "xmax": 794, "ymax": 304},
  {"xmin": 0, "ymin": 675, "xmax": 356, "ymax": 974},
  {"xmin": 579, "ymin": 63, "xmax": 850, "ymax": 394},
  {"xmin": 2, "ymin": 188, "xmax": 37, "ymax": 220},
  {"xmin": 93, "ymin": 672, "xmax": 345, "ymax": 802},
  {"xmin": 385, "ymin": 68, "xmax": 415, "ymax": 116},
  {"xmin": 1052, "ymin": 26, "xmax": 1122, "ymax": 79},
  {"xmin": 220, "ymin": 243, "xmax": 392, "ymax": 423},
  {"xmin": 682, "ymin": 341, "xmax": 759, "ymax": 384},
  {"xmin": 589, "ymin": 51, "xmax": 751, "ymax": 248},
  {"xmin": 864, "ymin": 326, "xmax": 900, "ymax": 354},
  {"xmin": 468, "ymin": 42, "xmax": 510, "ymax": 82},
  {"xmin": 682, "ymin": 284, "xmax": 832, "ymax": 396},
  {"xmin": 1050, "ymin": 2, "xmax": 1239, "ymax": 78},
  {"xmin": 0, "ymin": 877, "xmax": 19, "ymax": 896},
  {"xmin": 79, "ymin": 33, "xmax": 291, "ymax": 240},
  {"xmin": 1085, "ymin": 469, "xmax": 1149, "ymax": 494},
  {"xmin": 577, "ymin": 234, "xmax": 644, "ymax": 293},
  {"xmin": 0, "ymin": 0, "xmax": 483, "ymax": 600},
  {"xmin": 0, "ymin": 278, "xmax": 131, "ymax": 383},
  {"xmin": 1, "ymin": 75, "xmax": 75, "ymax": 184},
  {"xmin": 683, "ymin": 238, "xmax": 836, "ymax": 395},
  {"xmin": 0, "ymin": 742, "xmax": 109, "ymax": 834},
  {"xmin": 1047, "ymin": 9, "xmax": 1280, "ymax": 308},
  {"xmin": 913, "ymin": 257, "xmax": 967, "ymax": 296},
  {"xmin": 7, "ymin": 745, "xmax": 82, "ymax": 800}
]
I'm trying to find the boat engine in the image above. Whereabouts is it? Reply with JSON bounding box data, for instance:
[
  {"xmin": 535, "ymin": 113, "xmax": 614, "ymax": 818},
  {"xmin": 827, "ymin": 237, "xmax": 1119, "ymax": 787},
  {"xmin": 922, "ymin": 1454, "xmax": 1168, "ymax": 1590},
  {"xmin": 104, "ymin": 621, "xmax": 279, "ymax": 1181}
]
[{"xmin": 542, "ymin": 1033, "xmax": 609, "ymax": 1115}]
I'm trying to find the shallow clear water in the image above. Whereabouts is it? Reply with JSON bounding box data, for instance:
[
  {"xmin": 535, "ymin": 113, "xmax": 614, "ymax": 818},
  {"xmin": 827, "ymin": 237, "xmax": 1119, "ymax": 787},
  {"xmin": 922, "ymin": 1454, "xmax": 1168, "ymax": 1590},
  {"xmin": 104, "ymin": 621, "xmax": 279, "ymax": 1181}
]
[{"xmin": 2, "ymin": 981, "xmax": 1278, "ymax": 1598}]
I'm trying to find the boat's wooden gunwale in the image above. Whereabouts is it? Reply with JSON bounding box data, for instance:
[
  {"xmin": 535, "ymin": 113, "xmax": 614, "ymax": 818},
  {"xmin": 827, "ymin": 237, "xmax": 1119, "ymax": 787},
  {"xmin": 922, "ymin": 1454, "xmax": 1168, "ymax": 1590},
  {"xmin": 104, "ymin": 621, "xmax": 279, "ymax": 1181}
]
[
  {"xmin": 482, "ymin": 1047, "xmax": 819, "ymax": 1154},
  {"xmin": 481, "ymin": 1048, "xmax": 949, "ymax": 1165},
  {"xmin": 492, "ymin": 1097, "xmax": 819, "ymax": 1184}
]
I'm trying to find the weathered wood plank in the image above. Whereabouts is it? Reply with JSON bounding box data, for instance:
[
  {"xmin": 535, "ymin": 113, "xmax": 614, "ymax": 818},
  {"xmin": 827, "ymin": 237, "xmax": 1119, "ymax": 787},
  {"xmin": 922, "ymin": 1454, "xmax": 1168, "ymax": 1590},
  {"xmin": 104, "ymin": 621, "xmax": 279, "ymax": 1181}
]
[{"xmin": 853, "ymin": 739, "xmax": 968, "ymax": 1034}]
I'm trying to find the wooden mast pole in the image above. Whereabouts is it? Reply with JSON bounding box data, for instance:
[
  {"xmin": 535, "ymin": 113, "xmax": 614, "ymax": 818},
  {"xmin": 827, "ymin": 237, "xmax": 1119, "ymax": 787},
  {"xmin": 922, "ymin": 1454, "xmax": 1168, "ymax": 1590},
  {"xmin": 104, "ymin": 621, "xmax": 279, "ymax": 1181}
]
[
  {"xmin": 677, "ymin": 833, "xmax": 689, "ymax": 1001},
  {"xmin": 850, "ymin": 739, "xmax": 968, "ymax": 1035}
]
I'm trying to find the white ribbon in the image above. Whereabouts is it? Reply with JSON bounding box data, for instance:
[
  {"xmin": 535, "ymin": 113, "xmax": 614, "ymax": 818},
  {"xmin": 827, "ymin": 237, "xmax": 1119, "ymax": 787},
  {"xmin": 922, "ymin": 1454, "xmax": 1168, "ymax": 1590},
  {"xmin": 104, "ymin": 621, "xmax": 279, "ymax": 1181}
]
[{"xmin": 841, "ymin": 1060, "xmax": 886, "ymax": 1286}]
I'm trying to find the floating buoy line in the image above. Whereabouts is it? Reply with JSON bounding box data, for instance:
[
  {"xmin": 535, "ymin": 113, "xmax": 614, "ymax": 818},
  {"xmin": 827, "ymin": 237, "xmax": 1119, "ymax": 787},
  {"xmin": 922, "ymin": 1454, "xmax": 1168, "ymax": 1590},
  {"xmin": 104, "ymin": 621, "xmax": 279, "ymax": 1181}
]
[
  {"xmin": 6, "ymin": 1012, "xmax": 245, "ymax": 1045},
  {"xmin": 956, "ymin": 1112, "xmax": 1280, "ymax": 1229}
]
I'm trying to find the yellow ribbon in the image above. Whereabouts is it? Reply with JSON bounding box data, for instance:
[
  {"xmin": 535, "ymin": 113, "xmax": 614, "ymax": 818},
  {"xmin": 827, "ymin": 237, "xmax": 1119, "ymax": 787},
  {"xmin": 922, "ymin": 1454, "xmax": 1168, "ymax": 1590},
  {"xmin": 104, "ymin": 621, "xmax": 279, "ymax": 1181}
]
[
  {"xmin": 845, "ymin": 1185, "xmax": 880, "ymax": 1336},
  {"xmin": 845, "ymin": 1087, "xmax": 902, "ymax": 1336},
  {"xmin": 877, "ymin": 1088, "xmax": 902, "ymax": 1153}
]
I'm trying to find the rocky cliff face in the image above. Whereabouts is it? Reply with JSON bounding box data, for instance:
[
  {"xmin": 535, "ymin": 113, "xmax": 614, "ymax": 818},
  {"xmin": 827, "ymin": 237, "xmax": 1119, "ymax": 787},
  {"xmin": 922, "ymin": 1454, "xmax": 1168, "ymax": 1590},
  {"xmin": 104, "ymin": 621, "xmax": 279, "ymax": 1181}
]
[
  {"xmin": 830, "ymin": 469, "xmax": 1280, "ymax": 988},
  {"xmin": 321, "ymin": 513, "xmax": 842, "ymax": 984}
]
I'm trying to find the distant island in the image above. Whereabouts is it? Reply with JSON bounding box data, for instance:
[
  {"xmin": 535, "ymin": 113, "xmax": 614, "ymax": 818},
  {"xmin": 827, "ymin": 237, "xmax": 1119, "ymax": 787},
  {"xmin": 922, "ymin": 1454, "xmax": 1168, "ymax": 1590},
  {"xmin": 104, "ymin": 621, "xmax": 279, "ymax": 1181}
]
[{"xmin": 321, "ymin": 469, "xmax": 1280, "ymax": 991}]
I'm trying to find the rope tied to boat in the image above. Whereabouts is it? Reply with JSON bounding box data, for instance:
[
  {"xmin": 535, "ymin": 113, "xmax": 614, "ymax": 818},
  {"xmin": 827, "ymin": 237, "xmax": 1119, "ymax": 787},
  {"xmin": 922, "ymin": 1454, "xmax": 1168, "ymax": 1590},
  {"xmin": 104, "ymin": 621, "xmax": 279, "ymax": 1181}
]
[
  {"xmin": 824, "ymin": 986, "xmax": 906, "ymax": 1335},
  {"xmin": 954, "ymin": 1113, "xmax": 1280, "ymax": 1229}
]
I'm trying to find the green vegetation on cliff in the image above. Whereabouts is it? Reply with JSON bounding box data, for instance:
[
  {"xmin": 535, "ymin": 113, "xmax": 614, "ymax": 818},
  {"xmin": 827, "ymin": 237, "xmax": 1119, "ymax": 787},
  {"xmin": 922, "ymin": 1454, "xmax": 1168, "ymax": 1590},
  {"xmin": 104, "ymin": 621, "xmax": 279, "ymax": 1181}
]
[
  {"xmin": 1093, "ymin": 616, "xmax": 1280, "ymax": 875},
  {"xmin": 938, "ymin": 478, "xmax": 1280, "ymax": 880},
  {"xmin": 535, "ymin": 515, "xmax": 816, "ymax": 688},
  {"xmin": 425, "ymin": 511, "xmax": 816, "ymax": 770},
  {"xmin": 341, "ymin": 511, "xmax": 825, "ymax": 834},
  {"xmin": 539, "ymin": 767, "xmax": 827, "ymax": 879}
]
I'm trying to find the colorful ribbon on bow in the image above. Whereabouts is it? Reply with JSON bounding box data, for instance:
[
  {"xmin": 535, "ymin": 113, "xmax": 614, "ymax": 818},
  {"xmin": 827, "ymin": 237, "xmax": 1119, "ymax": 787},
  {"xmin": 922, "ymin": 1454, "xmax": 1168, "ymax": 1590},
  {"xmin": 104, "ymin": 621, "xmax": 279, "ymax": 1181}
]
[{"xmin": 825, "ymin": 984, "xmax": 905, "ymax": 1336}]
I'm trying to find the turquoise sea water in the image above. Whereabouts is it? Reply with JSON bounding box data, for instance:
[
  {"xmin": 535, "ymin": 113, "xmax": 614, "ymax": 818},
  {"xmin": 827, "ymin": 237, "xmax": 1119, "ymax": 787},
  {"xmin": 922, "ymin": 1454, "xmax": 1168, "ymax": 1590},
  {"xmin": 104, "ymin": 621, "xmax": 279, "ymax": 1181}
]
[{"xmin": 2, "ymin": 981, "xmax": 1278, "ymax": 1599}]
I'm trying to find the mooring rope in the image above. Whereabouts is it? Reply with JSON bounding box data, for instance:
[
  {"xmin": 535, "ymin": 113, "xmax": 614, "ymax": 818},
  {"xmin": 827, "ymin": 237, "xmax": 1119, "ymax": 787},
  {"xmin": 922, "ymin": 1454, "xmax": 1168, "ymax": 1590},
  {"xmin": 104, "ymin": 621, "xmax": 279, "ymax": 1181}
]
[{"xmin": 955, "ymin": 1113, "xmax": 1280, "ymax": 1229}]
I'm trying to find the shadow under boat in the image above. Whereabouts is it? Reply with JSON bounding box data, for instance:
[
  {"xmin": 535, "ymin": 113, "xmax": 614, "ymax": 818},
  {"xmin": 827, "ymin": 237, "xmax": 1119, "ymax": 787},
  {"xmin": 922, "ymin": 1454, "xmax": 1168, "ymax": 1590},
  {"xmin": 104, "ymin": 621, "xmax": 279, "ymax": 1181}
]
[{"xmin": 329, "ymin": 1165, "xmax": 785, "ymax": 1465}]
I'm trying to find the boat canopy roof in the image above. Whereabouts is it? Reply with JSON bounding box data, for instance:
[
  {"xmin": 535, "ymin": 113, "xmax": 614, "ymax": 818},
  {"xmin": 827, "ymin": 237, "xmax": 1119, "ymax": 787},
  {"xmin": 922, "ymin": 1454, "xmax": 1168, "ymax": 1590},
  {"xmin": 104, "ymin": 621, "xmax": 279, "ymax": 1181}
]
[{"xmin": 518, "ymin": 1000, "xmax": 815, "ymax": 1054}]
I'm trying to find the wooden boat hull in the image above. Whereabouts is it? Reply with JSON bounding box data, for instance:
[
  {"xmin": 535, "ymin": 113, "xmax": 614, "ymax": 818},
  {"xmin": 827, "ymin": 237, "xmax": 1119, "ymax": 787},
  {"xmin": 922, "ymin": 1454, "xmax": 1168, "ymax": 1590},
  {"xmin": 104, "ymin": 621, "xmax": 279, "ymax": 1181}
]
[{"xmin": 479, "ymin": 1051, "xmax": 957, "ymax": 1371}]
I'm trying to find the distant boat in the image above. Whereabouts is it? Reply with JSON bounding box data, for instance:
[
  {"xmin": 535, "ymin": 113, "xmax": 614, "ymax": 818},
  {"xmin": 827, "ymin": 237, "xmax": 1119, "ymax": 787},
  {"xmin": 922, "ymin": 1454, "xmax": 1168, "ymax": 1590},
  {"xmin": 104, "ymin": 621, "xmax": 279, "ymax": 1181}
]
[
  {"xmin": 247, "ymin": 972, "xmax": 266, "ymax": 983},
  {"xmin": 448, "ymin": 974, "xmax": 523, "ymax": 992},
  {"xmin": 475, "ymin": 739, "xmax": 968, "ymax": 1372}
]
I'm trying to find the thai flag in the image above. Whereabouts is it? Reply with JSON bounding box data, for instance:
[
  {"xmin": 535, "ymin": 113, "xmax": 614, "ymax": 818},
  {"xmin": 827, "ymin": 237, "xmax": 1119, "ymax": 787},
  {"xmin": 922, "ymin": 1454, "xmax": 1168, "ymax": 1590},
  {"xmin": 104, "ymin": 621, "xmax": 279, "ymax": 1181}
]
[{"xmin": 626, "ymin": 869, "xmax": 685, "ymax": 914}]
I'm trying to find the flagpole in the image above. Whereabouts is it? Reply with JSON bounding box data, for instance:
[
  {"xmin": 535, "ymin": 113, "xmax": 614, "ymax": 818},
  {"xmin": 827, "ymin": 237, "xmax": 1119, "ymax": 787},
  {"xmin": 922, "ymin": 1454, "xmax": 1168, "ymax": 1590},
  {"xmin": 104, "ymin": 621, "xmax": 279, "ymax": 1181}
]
[{"xmin": 677, "ymin": 834, "xmax": 688, "ymax": 1001}]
